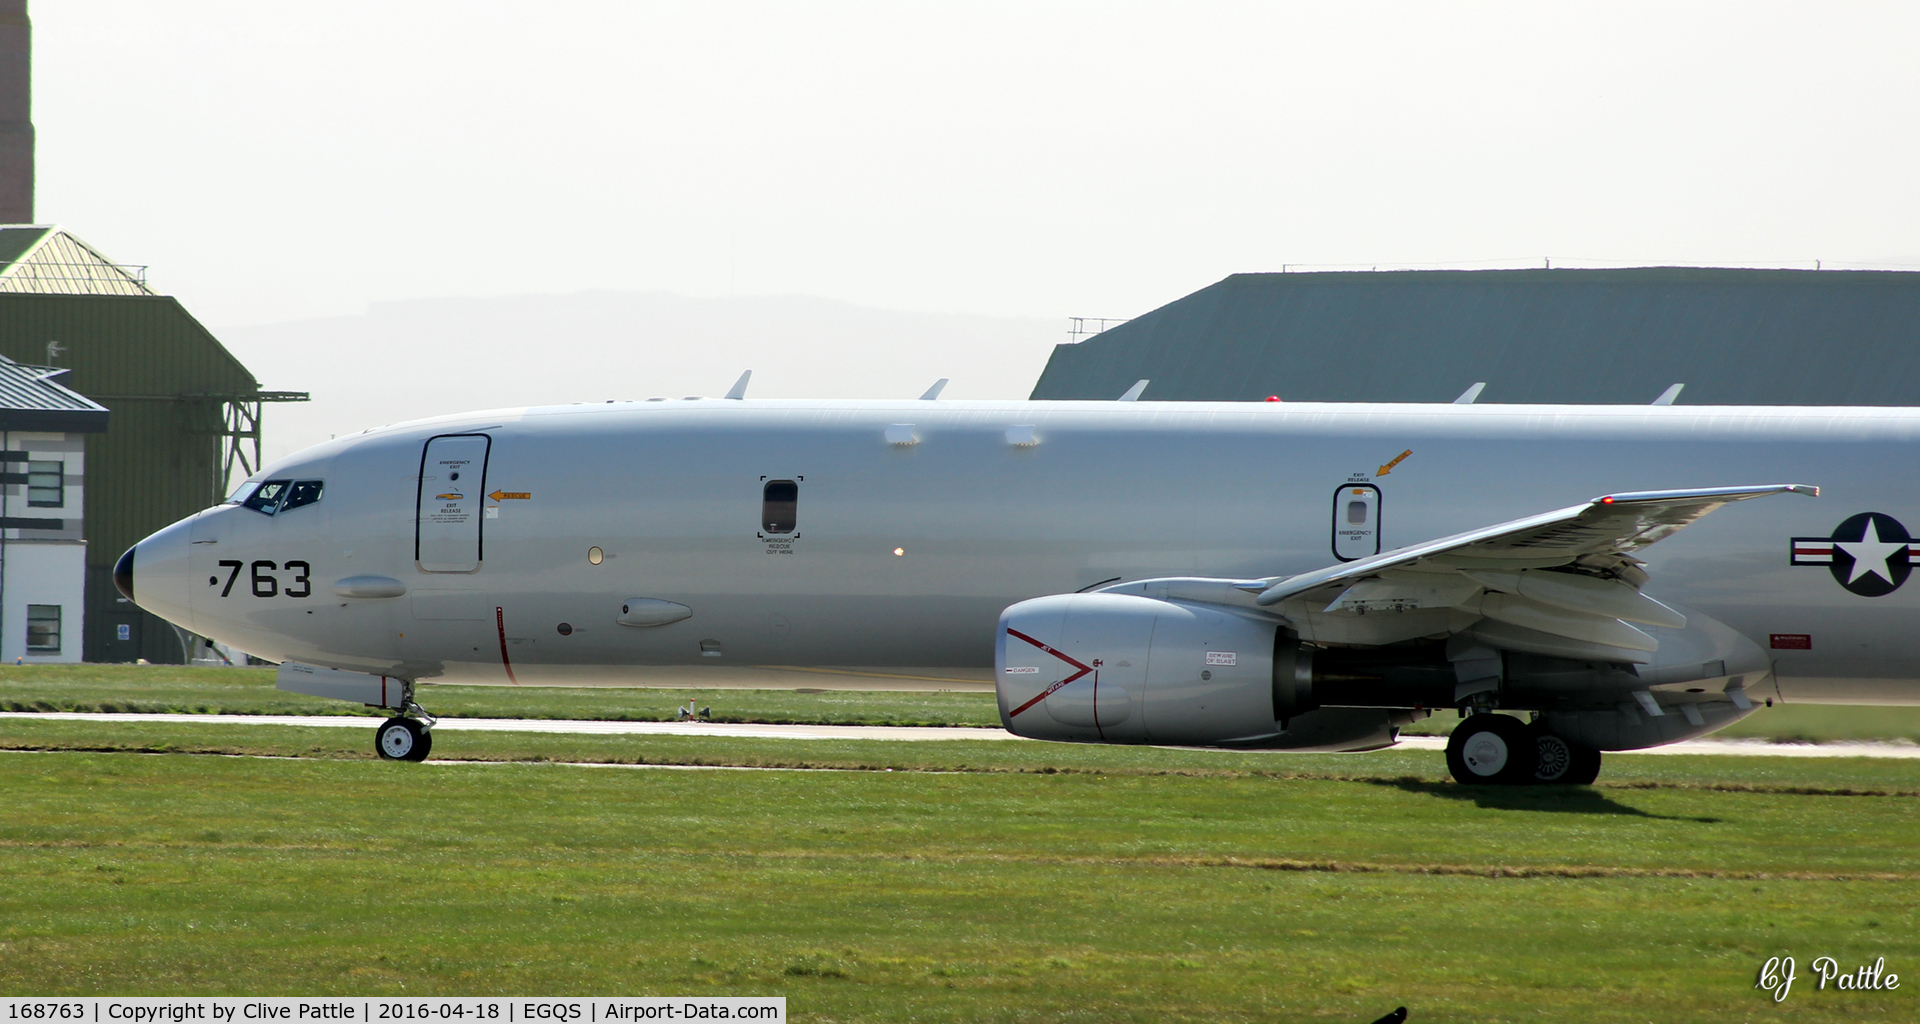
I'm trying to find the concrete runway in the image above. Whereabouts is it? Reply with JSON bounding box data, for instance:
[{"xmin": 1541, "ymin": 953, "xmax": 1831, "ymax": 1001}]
[{"xmin": 5, "ymin": 712, "xmax": 1920, "ymax": 758}]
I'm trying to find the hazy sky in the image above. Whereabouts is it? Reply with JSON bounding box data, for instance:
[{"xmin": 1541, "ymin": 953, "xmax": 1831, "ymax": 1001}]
[{"xmin": 31, "ymin": 2, "xmax": 1920, "ymax": 333}]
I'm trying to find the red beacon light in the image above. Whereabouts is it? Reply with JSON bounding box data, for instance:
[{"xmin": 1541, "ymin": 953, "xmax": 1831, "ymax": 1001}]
[
  {"xmin": 1600, "ymin": 496, "xmax": 1616, "ymax": 504},
  {"xmin": 1265, "ymin": 396, "xmax": 1282, "ymax": 402}
]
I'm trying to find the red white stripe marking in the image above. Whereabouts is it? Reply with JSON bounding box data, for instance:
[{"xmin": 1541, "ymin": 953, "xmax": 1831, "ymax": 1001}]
[
  {"xmin": 1004, "ymin": 627, "xmax": 1092, "ymax": 718},
  {"xmin": 496, "ymin": 606, "xmax": 519, "ymax": 685}
]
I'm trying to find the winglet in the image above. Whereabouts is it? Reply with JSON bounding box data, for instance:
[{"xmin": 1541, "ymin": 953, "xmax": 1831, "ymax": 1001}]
[
  {"xmin": 1117, "ymin": 379, "xmax": 1149, "ymax": 402},
  {"xmin": 1651, "ymin": 383, "xmax": 1684, "ymax": 406},
  {"xmin": 919, "ymin": 378, "xmax": 949, "ymax": 400},
  {"xmin": 1453, "ymin": 382, "xmax": 1486, "ymax": 405},
  {"xmin": 724, "ymin": 370, "xmax": 752, "ymax": 400}
]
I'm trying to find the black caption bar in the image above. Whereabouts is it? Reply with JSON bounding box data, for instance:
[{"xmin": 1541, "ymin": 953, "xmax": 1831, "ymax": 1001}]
[{"xmin": 0, "ymin": 1000, "xmax": 784, "ymax": 1024}]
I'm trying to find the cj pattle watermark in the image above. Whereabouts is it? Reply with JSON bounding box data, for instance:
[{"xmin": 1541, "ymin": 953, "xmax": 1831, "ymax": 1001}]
[{"xmin": 1755, "ymin": 956, "xmax": 1899, "ymax": 1002}]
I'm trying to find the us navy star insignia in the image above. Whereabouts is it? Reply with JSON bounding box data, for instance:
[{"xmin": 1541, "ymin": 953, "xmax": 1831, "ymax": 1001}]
[{"xmin": 1791, "ymin": 512, "xmax": 1920, "ymax": 596}]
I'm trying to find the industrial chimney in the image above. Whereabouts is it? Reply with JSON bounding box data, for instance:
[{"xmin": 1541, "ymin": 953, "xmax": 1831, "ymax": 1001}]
[{"xmin": 0, "ymin": 1, "xmax": 30, "ymax": 224}]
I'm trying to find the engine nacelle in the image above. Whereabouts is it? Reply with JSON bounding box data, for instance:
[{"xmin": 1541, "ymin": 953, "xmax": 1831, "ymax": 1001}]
[
  {"xmin": 997, "ymin": 593, "xmax": 1417, "ymax": 749},
  {"xmin": 997, "ymin": 591, "xmax": 1767, "ymax": 752},
  {"xmin": 998, "ymin": 593, "xmax": 1275, "ymax": 745}
]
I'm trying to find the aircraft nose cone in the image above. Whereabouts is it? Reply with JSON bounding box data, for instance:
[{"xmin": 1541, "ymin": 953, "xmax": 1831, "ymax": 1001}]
[
  {"xmin": 113, "ymin": 545, "xmax": 135, "ymax": 602},
  {"xmin": 125, "ymin": 517, "xmax": 198, "ymax": 632}
]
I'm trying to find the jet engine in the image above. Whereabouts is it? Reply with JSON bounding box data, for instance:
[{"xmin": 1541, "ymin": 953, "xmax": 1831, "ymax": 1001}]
[
  {"xmin": 996, "ymin": 593, "xmax": 1423, "ymax": 750},
  {"xmin": 996, "ymin": 591, "xmax": 1768, "ymax": 752}
]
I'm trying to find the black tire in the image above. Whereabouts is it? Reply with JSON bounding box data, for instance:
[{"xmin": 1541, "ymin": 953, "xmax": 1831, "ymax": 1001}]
[
  {"xmin": 1563, "ymin": 743, "xmax": 1601, "ymax": 785},
  {"xmin": 1446, "ymin": 713, "xmax": 1534, "ymax": 785},
  {"xmin": 1531, "ymin": 725, "xmax": 1602, "ymax": 785},
  {"xmin": 375, "ymin": 717, "xmax": 431, "ymax": 762}
]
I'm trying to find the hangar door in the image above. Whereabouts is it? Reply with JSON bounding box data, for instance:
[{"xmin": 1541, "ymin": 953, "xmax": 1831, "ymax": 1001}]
[{"xmin": 416, "ymin": 434, "xmax": 491, "ymax": 572}]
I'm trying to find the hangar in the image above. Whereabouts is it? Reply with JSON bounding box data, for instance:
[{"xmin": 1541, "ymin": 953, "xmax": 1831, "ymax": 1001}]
[
  {"xmin": 0, "ymin": 9, "xmax": 304, "ymax": 663},
  {"xmin": 1031, "ymin": 268, "xmax": 1920, "ymax": 405},
  {"xmin": 0, "ymin": 226, "xmax": 305, "ymax": 663}
]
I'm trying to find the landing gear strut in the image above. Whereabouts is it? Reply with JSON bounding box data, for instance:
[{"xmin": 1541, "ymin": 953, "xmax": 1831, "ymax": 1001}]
[{"xmin": 374, "ymin": 686, "xmax": 437, "ymax": 762}]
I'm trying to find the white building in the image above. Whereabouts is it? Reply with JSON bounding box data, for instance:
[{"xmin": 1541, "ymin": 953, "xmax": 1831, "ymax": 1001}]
[{"xmin": 0, "ymin": 353, "xmax": 107, "ymax": 663}]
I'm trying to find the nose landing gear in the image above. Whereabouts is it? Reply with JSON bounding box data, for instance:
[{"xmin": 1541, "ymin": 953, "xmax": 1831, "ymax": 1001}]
[{"xmin": 375, "ymin": 687, "xmax": 438, "ymax": 762}]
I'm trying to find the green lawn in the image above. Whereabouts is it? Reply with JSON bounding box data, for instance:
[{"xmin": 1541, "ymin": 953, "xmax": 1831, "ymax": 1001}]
[
  {"xmin": 11, "ymin": 663, "xmax": 1920, "ymax": 744},
  {"xmin": 1, "ymin": 719, "xmax": 1918, "ymax": 1019},
  {"xmin": 0, "ymin": 664, "xmax": 1001, "ymax": 726},
  {"xmin": 5, "ymin": 715, "xmax": 1920, "ymax": 793}
]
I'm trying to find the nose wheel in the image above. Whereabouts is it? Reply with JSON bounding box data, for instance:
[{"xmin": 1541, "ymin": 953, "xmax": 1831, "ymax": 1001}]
[{"xmin": 375, "ymin": 712, "xmax": 434, "ymax": 762}]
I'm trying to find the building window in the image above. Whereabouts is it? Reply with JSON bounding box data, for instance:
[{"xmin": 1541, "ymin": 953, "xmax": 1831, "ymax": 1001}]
[
  {"xmin": 27, "ymin": 460, "xmax": 62, "ymax": 507},
  {"xmin": 26, "ymin": 604, "xmax": 59, "ymax": 653}
]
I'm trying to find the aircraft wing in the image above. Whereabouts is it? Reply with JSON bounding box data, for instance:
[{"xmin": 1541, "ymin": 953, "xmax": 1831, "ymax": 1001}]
[
  {"xmin": 1255, "ymin": 484, "xmax": 1817, "ymax": 606},
  {"xmin": 1153, "ymin": 483, "xmax": 1823, "ymax": 663}
]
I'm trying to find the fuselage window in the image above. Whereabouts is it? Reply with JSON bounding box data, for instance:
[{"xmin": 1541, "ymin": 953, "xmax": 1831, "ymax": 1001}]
[
  {"xmin": 243, "ymin": 480, "xmax": 291, "ymax": 515},
  {"xmin": 281, "ymin": 480, "xmax": 324, "ymax": 512},
  {"xmin": 1347, "ymin": 500, "xmax": 1369, "ymax": 525},
  {"xmin": 763, "ymin": 479, "xmax": 798, "ymax": 534}
]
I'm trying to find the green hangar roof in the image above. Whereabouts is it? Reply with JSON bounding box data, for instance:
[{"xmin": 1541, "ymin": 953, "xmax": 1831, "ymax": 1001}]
[{"xmin": 1030, "ymin": 268, "xmax": 1920, "ymax": 405}]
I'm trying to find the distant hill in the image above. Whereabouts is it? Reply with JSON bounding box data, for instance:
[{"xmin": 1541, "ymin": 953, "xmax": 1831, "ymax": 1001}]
[{"xmin": 219, "ymin": 290, "xmax": 1061, "ymax": 463}]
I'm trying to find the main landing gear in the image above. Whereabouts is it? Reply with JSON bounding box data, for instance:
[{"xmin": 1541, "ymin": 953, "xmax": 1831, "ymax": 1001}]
[
  {"xmin": 1445, "ymin": 713, "xmax": 1601, "ymax": 786},
  {"xmin": 375, "ymin": 695, "xmax": 438, "ymax": 763}
]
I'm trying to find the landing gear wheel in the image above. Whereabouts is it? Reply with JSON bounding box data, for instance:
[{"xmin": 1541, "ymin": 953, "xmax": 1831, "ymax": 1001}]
[
  {"xmin": 376, "ymin": 716, "xmax": 432, "ymax": 762},
  {"xmin": 1446, "ymin": 713, "xmax": 1534, "ymax": 785},
  {"xmin": 1530, "ymin": 727, "xmax": 1601, "ymax": 785}
]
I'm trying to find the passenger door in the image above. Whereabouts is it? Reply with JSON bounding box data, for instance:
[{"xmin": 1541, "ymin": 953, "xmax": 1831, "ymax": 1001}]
[{"xmin": 416, "ymin": 434, "xmax": 491, "ymax": 572}]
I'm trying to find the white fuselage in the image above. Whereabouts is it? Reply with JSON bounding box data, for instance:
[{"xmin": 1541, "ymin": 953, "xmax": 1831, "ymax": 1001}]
[{"xmin": 125, "ymin": 398, "xmax": 1920, "ymax": 705}]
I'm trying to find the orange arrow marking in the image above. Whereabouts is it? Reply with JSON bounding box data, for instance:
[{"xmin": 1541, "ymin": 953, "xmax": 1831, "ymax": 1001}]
[
  {"xmin": 489, "ymin": 490, "xmax": 531, "ymax": 501},
  {"xmin": 1376, "ymin": 449, "xmax": 1412, "ymax": 476}
]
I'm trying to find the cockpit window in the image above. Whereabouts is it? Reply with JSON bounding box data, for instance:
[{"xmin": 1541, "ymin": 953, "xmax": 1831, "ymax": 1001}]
[
  {"xmin": 281, "ymin": 480, "xmax": 324, "ymax": 512},
  {"xmin": 240, "ymin": 479, "xmax": 323, "ymax": 516},
  {"xmin": 243, "ymin": 480, "xmax": 292, "ymax": 514}
]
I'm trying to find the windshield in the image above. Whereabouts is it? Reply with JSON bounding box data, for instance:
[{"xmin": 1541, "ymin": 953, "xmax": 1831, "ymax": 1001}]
[
  {"xmin": 237, "ymin": 479, "xmax": 324, "ymax": 516},
  {"xmin": 242, "ymin": 480, "xmax": 292, "ymax": 514}
]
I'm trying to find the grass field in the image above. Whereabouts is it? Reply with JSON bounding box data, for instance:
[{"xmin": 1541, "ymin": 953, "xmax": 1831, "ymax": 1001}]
[
  {"xmin": 2, "ymin": 715, "xmax": 1918, "ymax": 1020},
  {"xmin": 10, "ymin": 664, "xmax": 1920, "ymax": 745},
  {"xmin": 0, "ymin": 664, "xmax": 1002, "ymax": 726}
]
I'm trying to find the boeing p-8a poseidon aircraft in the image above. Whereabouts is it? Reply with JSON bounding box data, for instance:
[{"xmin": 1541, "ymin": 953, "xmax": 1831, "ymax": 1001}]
[{"xmin": 113, "ymin": 389, "xmax": 1920, "ymax": 784}]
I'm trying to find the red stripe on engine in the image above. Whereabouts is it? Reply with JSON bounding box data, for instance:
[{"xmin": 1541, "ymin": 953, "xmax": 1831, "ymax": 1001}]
[{"xmin": 1005, "ymin": 627, "xmax": 1093, "ymax": 718}]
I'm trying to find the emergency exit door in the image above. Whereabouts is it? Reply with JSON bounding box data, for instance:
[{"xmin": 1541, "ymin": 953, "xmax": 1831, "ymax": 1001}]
[
  {"xmin": 1332, "ymin": 484, "xmax": 1380, "ymax": 561},
  {"xmin": 417, "ymin": 434, "xmax": 491, "ymax": 572}
]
